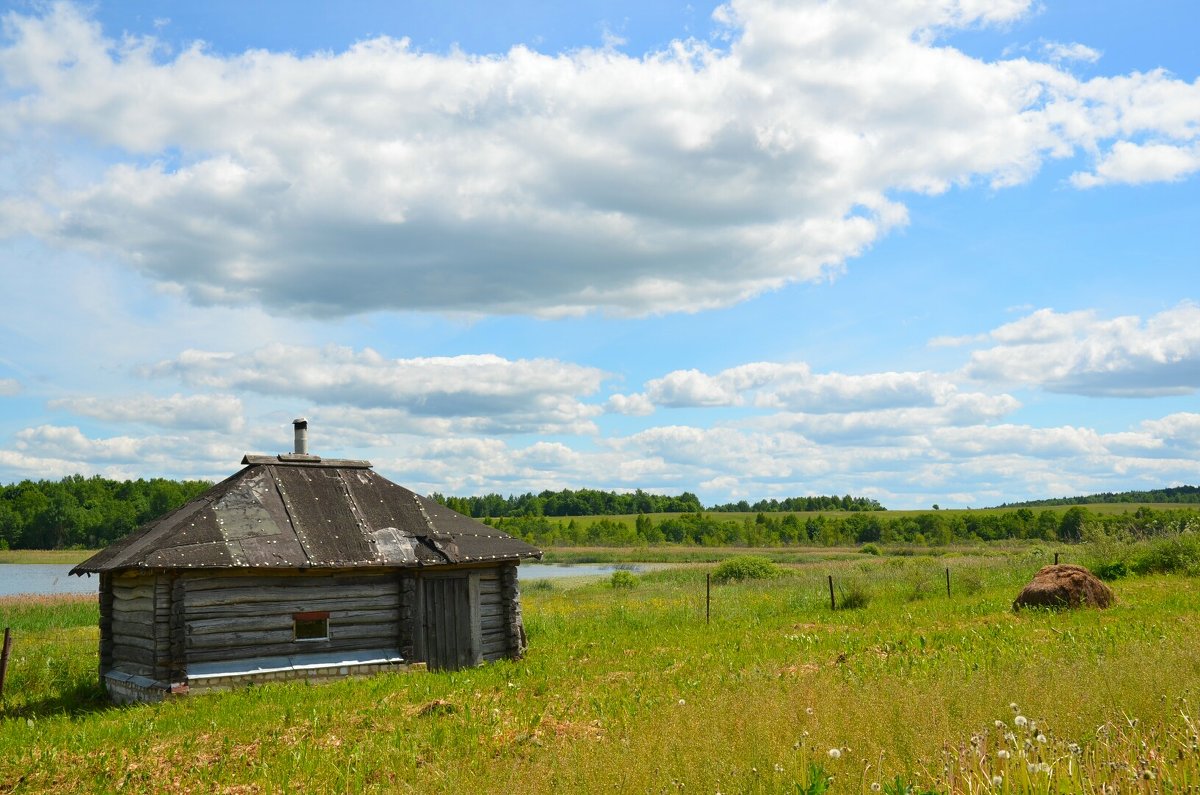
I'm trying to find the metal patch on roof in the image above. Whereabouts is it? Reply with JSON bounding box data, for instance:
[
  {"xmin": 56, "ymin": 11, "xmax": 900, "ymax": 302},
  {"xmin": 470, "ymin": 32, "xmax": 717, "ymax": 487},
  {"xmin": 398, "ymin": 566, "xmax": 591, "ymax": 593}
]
[
  {"xmin": 365, "ymin": 526, "xmax": 420, "ymax": 564},
  {"xmin": 212, "ymin": 469, "xmax": 282, "ymax": 542}
]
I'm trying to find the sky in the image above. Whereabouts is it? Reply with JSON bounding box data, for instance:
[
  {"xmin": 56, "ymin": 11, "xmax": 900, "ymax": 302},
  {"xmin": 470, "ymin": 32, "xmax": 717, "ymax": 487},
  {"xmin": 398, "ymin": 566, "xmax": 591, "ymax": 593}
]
[{"xmin": 0, "ymin": 0, "xmax": 1197, "ymax": 510}]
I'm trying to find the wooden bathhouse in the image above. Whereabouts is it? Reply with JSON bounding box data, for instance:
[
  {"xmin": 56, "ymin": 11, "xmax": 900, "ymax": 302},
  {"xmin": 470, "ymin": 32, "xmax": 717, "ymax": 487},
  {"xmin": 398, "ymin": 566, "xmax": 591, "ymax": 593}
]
[{"xmin": 71, "ymin": 420, "xmax": 542, "ymax": 704}]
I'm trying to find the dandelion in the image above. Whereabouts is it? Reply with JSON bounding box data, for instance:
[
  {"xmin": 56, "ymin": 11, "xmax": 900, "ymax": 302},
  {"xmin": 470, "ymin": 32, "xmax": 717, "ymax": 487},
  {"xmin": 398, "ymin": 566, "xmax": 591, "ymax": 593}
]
[
  {"xmin": 1010, "ymin": 703, "xmax": 1019, "ymax": 712},
  {"xmin": 1029, "ymin": 720, "xmax": 1038, "ymax": 733},
  {"xmin": 997, "ymin": 750, "xmax": 1010, "ymax": 760},
  {"xmin": 1068, "ymin": 743, "xmax": 1081, "ymax": 755},
  {"xmin": 806, "ymin": 707, "xmax": 814, "ymax": 715},
  {"xmin": 1028, "ymin": 762, "xmax": 1038, "ymax": 774},
  {"xmin": 1143, "ymin": 770, "xmax": 1155, "ymax": 780},
  {"xmin": 828, "ymin": 748, "xmax": 841, "ymax": 760},
  {"xmin": 871, "ymin": 784, "xmax": 881, "ymax": 793},
  {"xmin": 1004, "ymin": 732, "xmax": 1016, "ymax": 744},
  {"xmin": 1014, "ymin": 715, "xmax": 1028, "ymax": 728},
  {"xmin": 774, "ymin": 764, "xmax": 784, "ymax": 774},
  {"xmin": 1036, "ymin": 733, "xmax": 1047, "ymax": 744},
  {"xmin": 994, "ymin": 720, "xmax": 1006, "ymax": 729},
  {"xmin": 992, "ymin": 775, "xmax": 1003, "ymax": 786},
  {"xmin": 678, "ymin": 699, "xmax": 686, "ymax": 706}
]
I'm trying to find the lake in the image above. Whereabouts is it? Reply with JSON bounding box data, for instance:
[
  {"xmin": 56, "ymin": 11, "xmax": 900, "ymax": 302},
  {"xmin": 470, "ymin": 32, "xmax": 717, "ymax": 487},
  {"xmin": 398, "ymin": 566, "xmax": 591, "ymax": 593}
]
[{"xmin": 0, "ymin": 562, "xmax": 652, "ymax": 596}]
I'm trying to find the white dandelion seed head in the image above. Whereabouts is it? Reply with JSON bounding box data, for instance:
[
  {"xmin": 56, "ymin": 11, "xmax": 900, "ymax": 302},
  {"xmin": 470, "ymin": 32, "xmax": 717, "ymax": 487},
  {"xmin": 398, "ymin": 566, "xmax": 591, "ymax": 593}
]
[
  {"xmin": 827, "ymin": 748, "xmax": 841, "ymax": 760},
  {"xmin": 994, "ymin": 720, "xmax": 1006, "ymax": 729},
  {"xmin": 1010, "ymin": 703, "xmax": 1019, "ymax": 712},
  {"xmin": 1027, "ymin": 762, "xmax": 1038, "ymax": 774},
  {"xmin": 1029, "ymin": 720, "xmax": 1038, "ymax": 733},
  {"xmin": 806, "ymin": 707, "xmax": 814, "ymax": 715},
  {"xmin": 1068, "ymin": 743, "xmax": 1081, "ymax": 754},
  {"xmin": 1038, "ymin": 763, "xmax": 1051, "ymax": 774},
  {"xmin": 1014, "ymin": 715, "xmax": 1028, "ymax": 728},
  {"xmin": 678, "ymin": 699, "xmax": 686, "ymax": 706},
  {"xmin": 997, "ymin": 750, "xmax": 1010, "ymax": 759},
  {"xmin": 871, "ymin": 784, "xmax": 881, "ymax": 793},
  {"xmin": 992, "ymin": 775, "xmax": 1003, "ymax": 786}
]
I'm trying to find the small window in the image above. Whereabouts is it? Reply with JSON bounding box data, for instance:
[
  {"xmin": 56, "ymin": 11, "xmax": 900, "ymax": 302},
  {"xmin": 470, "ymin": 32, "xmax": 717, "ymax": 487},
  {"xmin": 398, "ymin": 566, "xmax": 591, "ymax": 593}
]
[{"xmin": 293, "ymin": 611, "xmax": 330, "ymax": 641}]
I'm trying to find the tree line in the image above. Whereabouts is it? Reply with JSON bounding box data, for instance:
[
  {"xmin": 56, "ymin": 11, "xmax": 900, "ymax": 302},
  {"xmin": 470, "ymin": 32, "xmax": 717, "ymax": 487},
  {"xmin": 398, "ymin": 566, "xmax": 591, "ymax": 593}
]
[
  {"xmin": 0, "ymin": 475, "xmax": 212, "ymax": 550},
  {"xmin": 997, "ymin": 485, "xmax": 1200, "ymax": 507},
  {"xmin": 485, "ymin": 505, "xmax": 1200, "ymax": 548}
]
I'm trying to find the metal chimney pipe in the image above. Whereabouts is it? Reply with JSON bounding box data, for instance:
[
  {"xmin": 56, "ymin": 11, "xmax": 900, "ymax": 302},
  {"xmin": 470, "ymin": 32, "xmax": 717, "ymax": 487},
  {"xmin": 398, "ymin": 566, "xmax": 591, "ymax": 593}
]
[{"xmin": 293, "ymin": 418, "xmax": 308, "ymax": 455}]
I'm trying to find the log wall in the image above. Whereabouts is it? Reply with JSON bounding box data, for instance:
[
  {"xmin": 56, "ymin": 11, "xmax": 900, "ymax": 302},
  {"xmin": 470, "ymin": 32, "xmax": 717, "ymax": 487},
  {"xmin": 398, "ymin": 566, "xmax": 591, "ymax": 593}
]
[
  {"xmin": 179, "ymin": 571, "xmax": 401, "ymax": 665},
  {"xmin": 110, "ymin": 572, "xmax": 160, "ymax": 677}
]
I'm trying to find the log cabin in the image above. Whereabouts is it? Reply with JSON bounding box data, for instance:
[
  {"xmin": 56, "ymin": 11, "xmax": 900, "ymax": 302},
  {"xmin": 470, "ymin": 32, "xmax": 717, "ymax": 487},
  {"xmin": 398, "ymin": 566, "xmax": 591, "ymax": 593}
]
[{"xmin": 71, "ymin": 420, "xmax": 542, "ymax": 704}]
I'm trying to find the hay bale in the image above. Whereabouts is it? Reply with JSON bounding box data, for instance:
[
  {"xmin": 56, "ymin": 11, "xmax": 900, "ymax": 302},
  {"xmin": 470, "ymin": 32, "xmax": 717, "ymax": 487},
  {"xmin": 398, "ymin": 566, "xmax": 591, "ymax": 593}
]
[{"xmin": 1013, "ymin": 564, "xmax": 1115, "ymax": 610}]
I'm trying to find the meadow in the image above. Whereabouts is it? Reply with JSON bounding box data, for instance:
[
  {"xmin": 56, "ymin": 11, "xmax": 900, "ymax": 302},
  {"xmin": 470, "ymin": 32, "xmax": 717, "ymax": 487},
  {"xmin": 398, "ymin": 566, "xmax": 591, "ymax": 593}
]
[{"xmin": 2, "ymin": 546, "xmax": 1199, "ymax": 793}]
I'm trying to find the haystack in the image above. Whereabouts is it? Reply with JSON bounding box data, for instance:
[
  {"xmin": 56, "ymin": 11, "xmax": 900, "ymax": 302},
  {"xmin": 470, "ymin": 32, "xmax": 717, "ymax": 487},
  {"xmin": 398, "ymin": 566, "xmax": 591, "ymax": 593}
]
[{"xmin": 1013, "ymin": 564, "xmax": 1114, "ymax": 610}]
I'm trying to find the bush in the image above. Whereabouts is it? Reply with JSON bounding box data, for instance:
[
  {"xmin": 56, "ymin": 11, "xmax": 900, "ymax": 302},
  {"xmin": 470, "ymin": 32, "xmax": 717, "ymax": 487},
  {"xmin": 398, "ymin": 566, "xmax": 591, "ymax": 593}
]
[
  {"xmin": 1092, "ymin": 560, "xmax": 1129, "ymax": 580},
  {"xmin": 859, "ymin": 543, "xmax": 881, "ymax": 556},
  {"xmin": 712, "ymin": 555, "xmax": 782, "ymax": 583},
  {"xmin": 1132, "ymin": 533, "xmax": 1200, "ymax": 576},
  {"xmin": 610, "ymin": 570, "xmax": 638, "ymax": 589},
  {"xmin": 525, "ymin": 579, "xmax": 555, "ymax": 592},
  {"xmin": 836, "ymin": 579, "xmax": 871, "ymax": 610}
]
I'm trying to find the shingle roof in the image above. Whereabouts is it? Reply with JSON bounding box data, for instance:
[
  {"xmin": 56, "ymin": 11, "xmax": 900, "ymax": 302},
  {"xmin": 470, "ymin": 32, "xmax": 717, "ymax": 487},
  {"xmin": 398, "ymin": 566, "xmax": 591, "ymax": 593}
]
[{"xmin": 71, "ymin": 455, "xmax": 541, "ymax": 574}]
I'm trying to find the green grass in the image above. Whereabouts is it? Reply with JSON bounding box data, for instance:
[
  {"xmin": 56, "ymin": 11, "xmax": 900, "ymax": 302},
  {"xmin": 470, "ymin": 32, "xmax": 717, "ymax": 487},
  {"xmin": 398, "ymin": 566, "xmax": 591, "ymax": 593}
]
[
  {"xmin": 3, "ymin": 552, "xmax": 1200, "ymax": 792},
  {"xmin": 0, "ymin": 549, "xmax": 98, "ymax": 565}
]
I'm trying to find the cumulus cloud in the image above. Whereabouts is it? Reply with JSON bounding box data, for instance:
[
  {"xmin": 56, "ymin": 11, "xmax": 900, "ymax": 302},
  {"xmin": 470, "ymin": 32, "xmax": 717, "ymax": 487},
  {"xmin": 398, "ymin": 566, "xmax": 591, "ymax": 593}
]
[
  {"xmin": 1041, "ymin": 40, "xmax": 1101, "ymax": 64},
  {"xmin": 640, "ymin": 360, "xmax": 1013, "ymax": 416},
  {"xmin": 0, "ymin": 378, "xmax": 20, "ymax": 396},
  {"xmin": 1, "ymin": 2, "xmax": 1196, "ymax": 317},
  {"xmin": 1071, "ymin": 141, "xmax": 1200, "ymax": 188},
  {"xmin": 48, "ymin": 393, "xmax": 244, "ymax": 432},
  {"xmin": 964, "ymin": 303, "xmax": 1200, "ymax": 396},
  {"xmin": 145, "ymin": 344, "xmax": 606, "ymax": 434}
]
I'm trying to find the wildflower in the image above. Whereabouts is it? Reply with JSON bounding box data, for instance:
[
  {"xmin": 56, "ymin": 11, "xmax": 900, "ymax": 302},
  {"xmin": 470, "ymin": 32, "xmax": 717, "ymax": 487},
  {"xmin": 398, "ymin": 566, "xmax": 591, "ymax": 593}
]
[
  {"xmin": 1004, "ymin": 732, "xmax": 1016, "ymax": 744},
  {"xmin": 805, "ymin": 707, "xmax": 814, "ymax": 715},
  {"xmin": 1029, "ymin": 720, "xmax": 1038, "ymax": 733},
  {"xmin": 997, "ymin": 750, "xmax": 1010, "ymax": 760},
  {"xmin": 774, "ymin": 764, "xmax": 784, "ymax": 774},
  {"xmin": 871, "ymin": 784, "xmax": 881, "ymax": 793},
  {"xmin": 1036, "ymin": 733, "xmax": 1047, "ymax": 744},
  {"xmin": 1014, "ymin": 715, "xmax": 1028, "ymax": 728},
  {"xmin": 678, "ymin": 699, "xmax": 686, "ymax": 706},
  {"xmin": 992, "ymin": 775, "xmax": 1003, "ymax": 786},
  {"xmin": 1010, "ymin": 702, "xmax": 1019, "ymax": 712},
  {"xmin": 1143, "ymin": 770, "xmax": 1155, "ymax": 780},
  {"xmin": 994, "ymin": 720, "xmax": 1006, "ymax": 729},
  {"xmin": 793, "ymin": 741, "xmax": 801, "ymax": 750},
  {"xmin": 1028, "ymin": 763, "xmax": 1038, "ymax": 774},
  {"xmin": 828, "ymin": 748, "xmax": 841, "ymax": 760},
  {"xmin": 1067, "ymin": 742, "xmax": 1080, "ymax": 754}
]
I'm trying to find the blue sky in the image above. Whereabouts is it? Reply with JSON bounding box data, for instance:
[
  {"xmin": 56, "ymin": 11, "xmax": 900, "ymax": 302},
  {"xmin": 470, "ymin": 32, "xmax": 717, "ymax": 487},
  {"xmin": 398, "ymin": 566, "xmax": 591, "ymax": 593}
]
[{"xmin": 0, "ymin": 0, "xmax": 1197, "ymax": 509}]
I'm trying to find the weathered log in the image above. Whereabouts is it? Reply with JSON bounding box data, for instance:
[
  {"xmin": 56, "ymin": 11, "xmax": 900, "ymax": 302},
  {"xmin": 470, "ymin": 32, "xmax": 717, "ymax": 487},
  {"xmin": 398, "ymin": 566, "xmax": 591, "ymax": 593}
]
[
  {"xmin": 185, "ymin": 596, "xmax": 399, "ymax": 621},
  {"xmin": 186, "ymin": 584, "xmax": 393, "ymax": 608}
]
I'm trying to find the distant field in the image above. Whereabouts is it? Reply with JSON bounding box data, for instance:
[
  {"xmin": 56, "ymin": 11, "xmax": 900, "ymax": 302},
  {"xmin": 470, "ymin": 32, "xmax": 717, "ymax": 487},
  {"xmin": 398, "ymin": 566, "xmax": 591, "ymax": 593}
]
[
  {"xmin": 0, "ymin": 549, "xmax": 97, "ymax": 565},
  {"xmin": 4, "ymin": 548, "xmax": 1200, "ymax": 792}
]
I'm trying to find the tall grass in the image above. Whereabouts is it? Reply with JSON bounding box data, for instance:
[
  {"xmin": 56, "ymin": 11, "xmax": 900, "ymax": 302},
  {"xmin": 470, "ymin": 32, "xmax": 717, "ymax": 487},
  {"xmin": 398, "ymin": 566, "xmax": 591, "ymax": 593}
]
[{"xmin": 3, "ymin": 553, "xmax": 1200, "ymax": 792}]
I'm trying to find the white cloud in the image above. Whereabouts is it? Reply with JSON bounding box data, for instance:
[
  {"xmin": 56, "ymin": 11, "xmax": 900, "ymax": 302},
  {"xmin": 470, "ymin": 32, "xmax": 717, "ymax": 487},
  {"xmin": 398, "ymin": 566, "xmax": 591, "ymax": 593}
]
[
  {"xmin": 964, "ymin": 303, "xmax": 1200, "ymax": 396},
  {"xmin": 1, "ymin": 2, "xmax": 1196, "ymax": 318},
  {"xmin": 641, "ymin": 360, "xmax": 1013, "ymax": 416},
  {"xmin": 605, "ymin": 392, "xmax": 655, "ymax": 416},
  {"xmin": 1071, "ymin": 141, "xmax": 1200, "ymax": 188},
  {"xmin": 1041, "ymin": 40, "xmax": 1101, "ymax": 64},
  {"xmin": 0, "ymin": 378, "xmax": 20, "ymax": 396},
  {"xmin": 146, "ymin": 344, "xmax": 606, "ymax": 435},
  {"xmin": 48, "ymin": 393, "xmax": 244, "ymax": 432}
]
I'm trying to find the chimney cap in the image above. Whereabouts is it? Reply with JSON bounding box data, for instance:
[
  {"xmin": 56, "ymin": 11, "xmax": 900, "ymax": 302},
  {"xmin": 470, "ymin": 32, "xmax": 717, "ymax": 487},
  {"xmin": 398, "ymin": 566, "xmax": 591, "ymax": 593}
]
[{"xmin": 293, "ymin": 417, "xmax": 308, "ymax": 428}]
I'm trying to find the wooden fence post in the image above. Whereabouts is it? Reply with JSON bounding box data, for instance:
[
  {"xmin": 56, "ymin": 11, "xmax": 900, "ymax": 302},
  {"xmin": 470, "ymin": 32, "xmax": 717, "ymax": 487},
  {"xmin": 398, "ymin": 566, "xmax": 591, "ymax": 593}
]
[
  {"xmin": 706, "ymin": 573, "xmax": 711, "ymax": 625},
  {"xmin": 946, "ymin": 567, "xmax": 951, "ymax": 598},
  {"xmin": 1054, "ymin": 552, "xmax": 1060, "ymax": 565},
  {"xmin": 0, "ymin": 628, "xmax": 11, "ymax": 701},
  {"xmin": 828, "ymin": 575, "xmax": 836, "ymax": 610}
]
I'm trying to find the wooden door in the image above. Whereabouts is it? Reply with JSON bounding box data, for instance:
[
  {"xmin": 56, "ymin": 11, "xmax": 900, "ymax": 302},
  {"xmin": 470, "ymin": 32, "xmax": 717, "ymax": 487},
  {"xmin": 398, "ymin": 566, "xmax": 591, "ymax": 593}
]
[{"xmin": 418, "ymin": 573, "xmax": 481, "ymax": 671}]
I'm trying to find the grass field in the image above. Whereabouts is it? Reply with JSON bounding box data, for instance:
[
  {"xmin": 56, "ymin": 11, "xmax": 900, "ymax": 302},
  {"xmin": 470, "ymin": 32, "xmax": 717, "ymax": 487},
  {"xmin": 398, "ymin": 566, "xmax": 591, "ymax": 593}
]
[
  {"xmin": 0, "ymin": 549, "xmax": 99, "ymax": 565},
  {"xmin": 3, "ymin": 548, "xmax": 1199, "ymax": 793}
]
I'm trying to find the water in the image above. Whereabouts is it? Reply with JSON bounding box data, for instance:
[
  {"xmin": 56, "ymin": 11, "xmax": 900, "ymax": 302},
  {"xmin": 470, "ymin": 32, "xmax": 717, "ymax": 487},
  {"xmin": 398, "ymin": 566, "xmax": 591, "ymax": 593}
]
[
  {"xmin": 0, "ymin": 564, "xmax": 99, "ymax": 597},
  {"xmin": 0, "ymin": 562, "xmax": 652, "ymax": 596}
]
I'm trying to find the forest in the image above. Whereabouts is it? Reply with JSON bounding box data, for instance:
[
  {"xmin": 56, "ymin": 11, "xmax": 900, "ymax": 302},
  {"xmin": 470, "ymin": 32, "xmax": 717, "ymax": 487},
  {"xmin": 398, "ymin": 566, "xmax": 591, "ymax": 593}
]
[
  {"xmin": 2, "ymin": 474, "xmax": 1198, "ymax": 550},
  {"xmin": 486, "ymin": 504, "xmax": 1200, "ymax": 548},
  {"xmin": 0, "ymin": 475, "xmax": 211, "ymax": 550}
]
